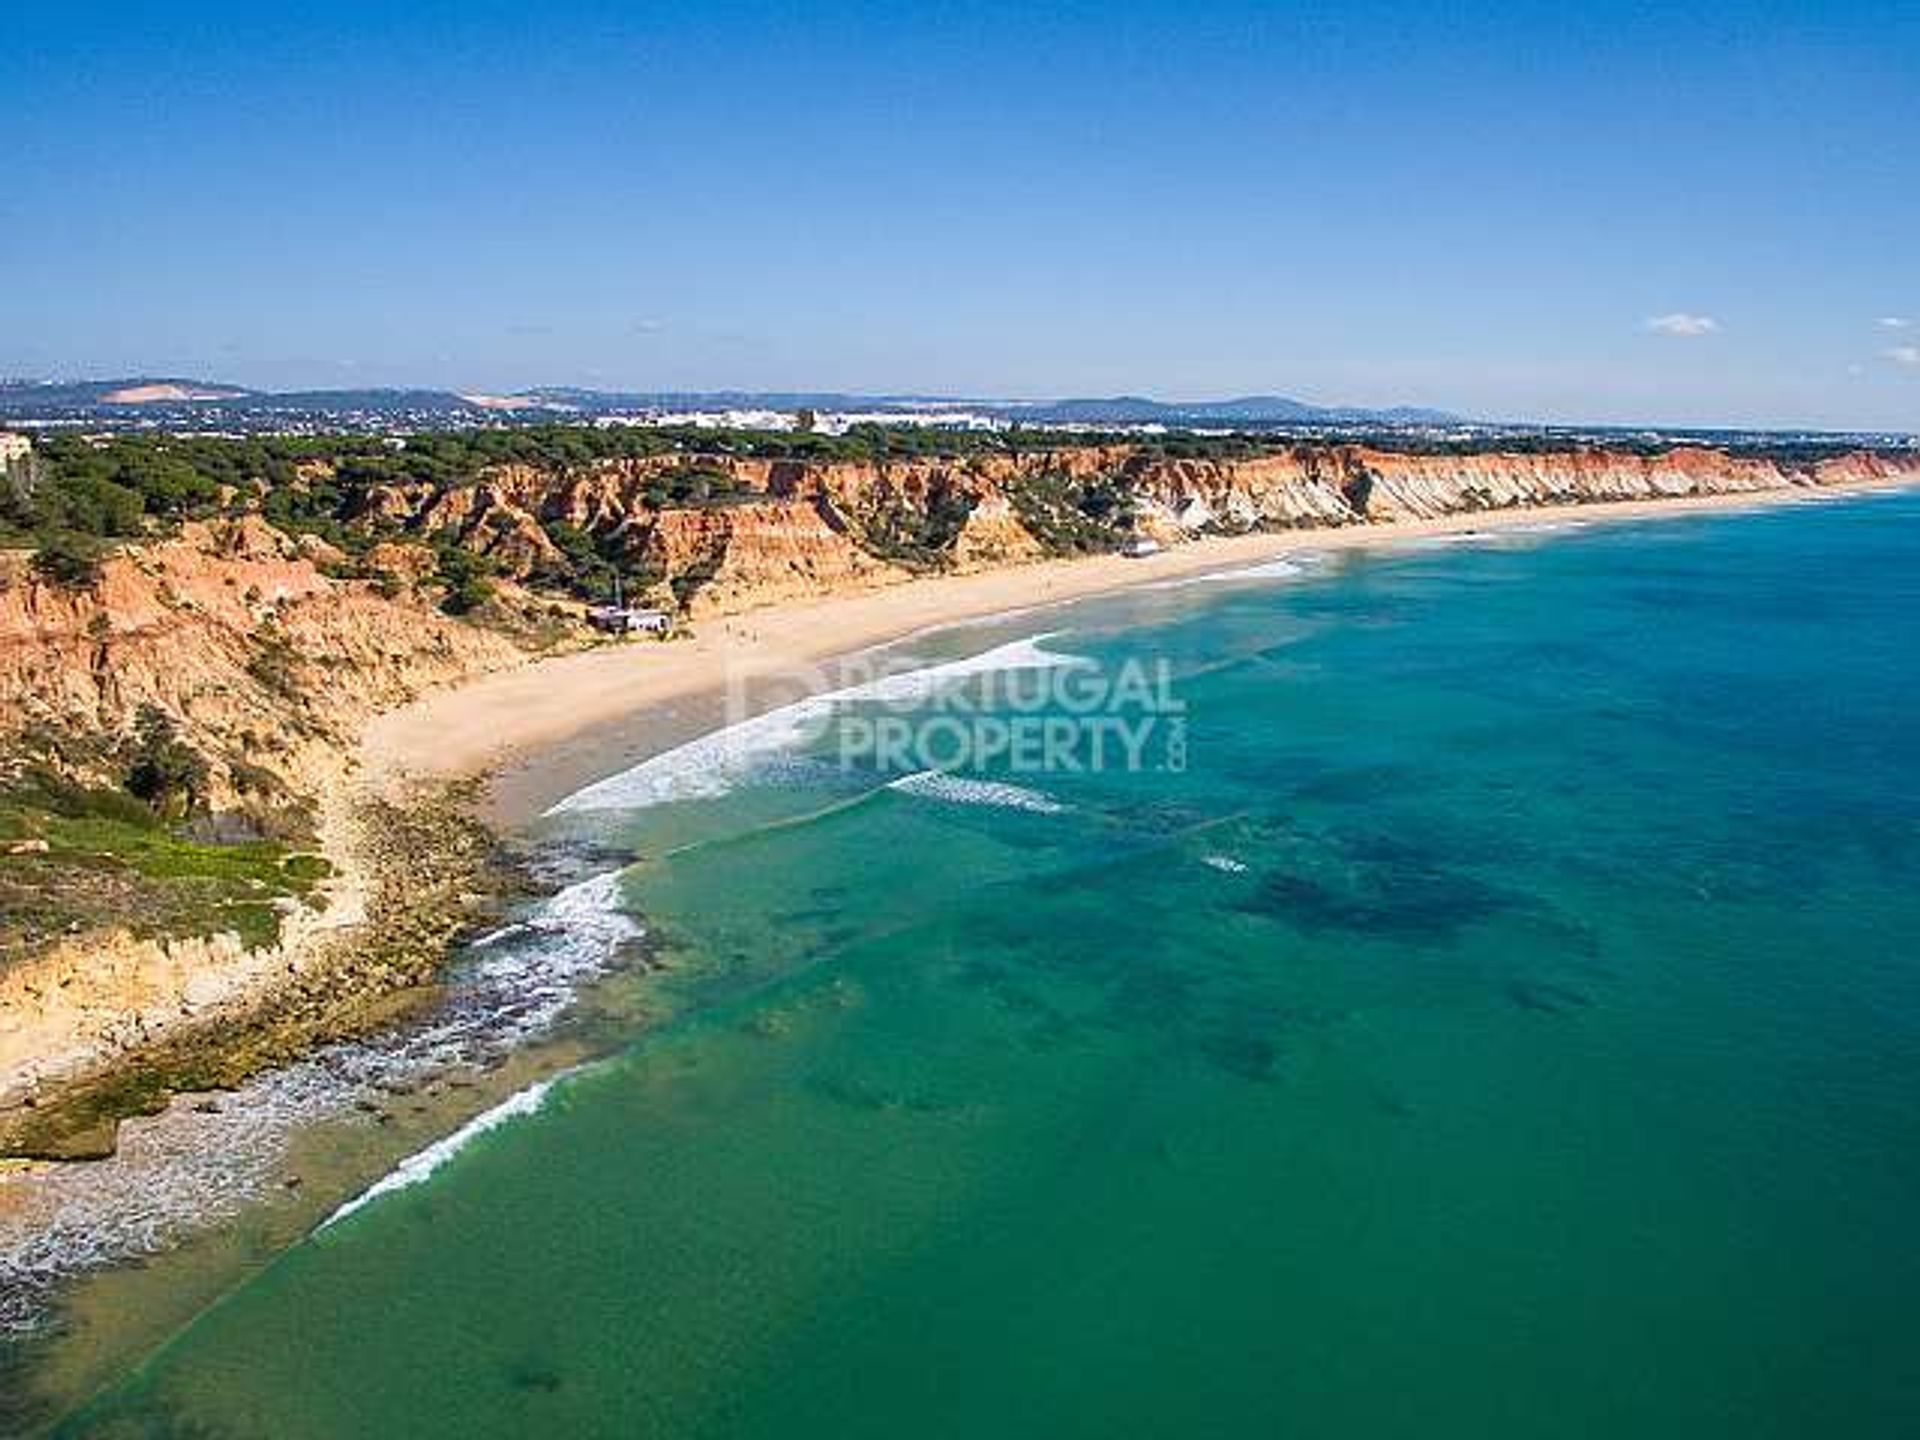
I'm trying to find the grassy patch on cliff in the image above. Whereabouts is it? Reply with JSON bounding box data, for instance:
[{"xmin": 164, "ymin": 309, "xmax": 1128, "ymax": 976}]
[
  {"xmin": 1, "ymin": 780, "xmax": 502, "ymax": 1161},
  {"xmin": 0, "ymin": 771, "xmax": 329, "ymax": 966}
]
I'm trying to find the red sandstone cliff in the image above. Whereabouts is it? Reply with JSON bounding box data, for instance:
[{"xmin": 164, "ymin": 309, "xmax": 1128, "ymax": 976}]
[
  {"xmin": 334, "ymin": 442, "xmax": 1920, "ymax": 617},
  {"xmin": 0, "ymin": 516, "xmax": 527, "ymax": 809}
]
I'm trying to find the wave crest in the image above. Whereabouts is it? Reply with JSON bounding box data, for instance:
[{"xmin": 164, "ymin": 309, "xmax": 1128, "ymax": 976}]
[
  {"xmin": 548, "ymin": 634, "xmax": 1086, "ymax": 816},
  {"xmin": 319, "ymin": 1072, "xmax": 569, "ymax": 1231},
  {"xmin": 886, "ymin": 771, "xmax": 1067, "ymax": 814},
  {"xmin": 0, "ymin": 869, "xmax": 640, "ymax": 1334}
]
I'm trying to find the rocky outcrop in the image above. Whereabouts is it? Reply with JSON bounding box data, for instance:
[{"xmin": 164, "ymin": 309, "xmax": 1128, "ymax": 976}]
[
  {"xmin": 0, "ymin": 782, "xmax": 496, "ymax": 1157},
  {"xmin": 0, "ymin": 902, "xmax": 324, "ymax": 1124}
]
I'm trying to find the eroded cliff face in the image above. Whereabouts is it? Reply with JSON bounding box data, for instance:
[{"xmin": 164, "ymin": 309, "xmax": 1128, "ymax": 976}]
[
  {"xmin": 28, "ymin": 441, "xmax": 1872, "ymax": 753},
  {"xmin": 0, "ymin": 892, "xmax": 323, "ymax": 1122},
  {"xmin": 0, "ymin": 516, "xmax": 526, "ymax": 809},
  {"xmin": 0, "ymin": 519, "xmax": 542, "ymax": 1145},
  {"xmin": 334, "ymin": 442, "xmax": 1920, "ymax": 618},
  {"xmin": 639, "ymin": 501, "xmax": 909, "ymax": 612},
  {"xmin": 0, "ymin": 782, "xmax": 496, "ymax": 1154},
  {"xmin": 1109, "ymin": 444, "xmax": 1920, "ymax": 528}
]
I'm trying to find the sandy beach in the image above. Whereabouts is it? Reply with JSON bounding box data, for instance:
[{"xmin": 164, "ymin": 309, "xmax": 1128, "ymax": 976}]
[{"xmin": 364, "ymin": 478, "xmax": 1915, "ymax": 825}]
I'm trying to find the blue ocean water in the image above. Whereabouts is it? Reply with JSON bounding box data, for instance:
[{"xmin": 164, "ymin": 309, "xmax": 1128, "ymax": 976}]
[{"xmin": 63, "ymin": 495, "xmax": 1920, "ymax": 1437}]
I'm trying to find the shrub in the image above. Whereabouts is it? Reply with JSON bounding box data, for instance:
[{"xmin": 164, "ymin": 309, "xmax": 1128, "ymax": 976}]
[
  {"xmin": 430, "ymin": 536, "xmax": 497, "ymax": 615},
  {"xmin": 124, "ymin": 706, "xmax": 210, "ymax": 819},
  {"xmin": 30, "ymin": 536, "xmax": 104, "ymax": 589},
  {"xmin": 245, "ymin": 628, "xmax": 305, "ymax": 701}
]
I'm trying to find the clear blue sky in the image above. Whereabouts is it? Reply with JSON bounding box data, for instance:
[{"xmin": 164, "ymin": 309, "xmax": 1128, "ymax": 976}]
[{"xmin": 4, "ymin": 1, "xmax": 1916, "ymax": 429}]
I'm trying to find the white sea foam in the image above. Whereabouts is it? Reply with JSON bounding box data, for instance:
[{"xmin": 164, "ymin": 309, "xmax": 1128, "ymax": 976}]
[
  {"xmin": 0, "ymin": 869, "xmax": 640, "ymax": 1334},
  {"xmin": 887, "ymin": 770, "xmax": 1068, "ymax": 814},
  {"xmin": 1401, "ymin": 522, "xmax": 1592, "ymax": 550},
  {"xmin": 362, "ymin": 871, "xmax": 642, "ymax": 1073},
  {"xmin": 0, "ymin": 1060, "xmax": 351, "ymax": 1334},
  {"xmin": 0, "ymin": 635, "xmax": 1086, "ymax": 1330},
  {"xmin": 548, "ymin": 634, "xmax": 1088, "ymax": 816},
  {"xmin": 319, "ymin": 1073, "xmax": 568, "ymax": 1231},
  {"xmin": 1143, "ymin": 555, "xmax": 1321, "ymax": 591}
]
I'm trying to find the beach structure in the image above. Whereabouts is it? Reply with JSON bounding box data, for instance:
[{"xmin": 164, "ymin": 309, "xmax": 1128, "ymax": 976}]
[
  {"xmin": 1120, "ymin": 535, "xmax": 1163, "ymax": 558},
  {"xmin": 587, "ymin": 604, "xmax": 671, "ymax": 635}
]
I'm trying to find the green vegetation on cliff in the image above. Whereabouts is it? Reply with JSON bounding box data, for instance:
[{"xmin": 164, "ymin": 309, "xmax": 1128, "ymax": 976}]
[
  {"xmin": 8, "ymin": 424, "xmax": 1875, "ymax": 604},
  {"xmin": 3, "ymin": 422, "xmax": 1881, "ymax": 562},
  {"xmin": 1004, "ymin": 468, "xmax": 1137, "ymax": 553},
  {"xmin": 0, "ymin": 780, "xmax": 495, "ymax": 1162},
  {"xmin": 0, "ymin": 765, "xmax": 328, "ymax": 968},
  {"xmin": 0, "ymin": 424, "xmax": 1256, "ymax": 557},
  {"xmin": 849, "ymin": 485, "xmax": 978, "ymax": 567}
]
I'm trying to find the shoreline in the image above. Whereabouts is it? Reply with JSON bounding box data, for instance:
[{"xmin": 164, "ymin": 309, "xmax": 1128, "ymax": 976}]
[
  {"xmin": 3, "ymin": 471, "xmax": 1914, "ymax": 1419},
  {"xmin": 367, "ymin": 475, "xmax": 1918, "ymax": 826}
]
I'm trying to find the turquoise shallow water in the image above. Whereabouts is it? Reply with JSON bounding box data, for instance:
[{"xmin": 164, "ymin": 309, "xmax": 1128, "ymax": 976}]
[{"xmin": 66, "ymin": 497, "xmax": 1920, "ymax": 1437}]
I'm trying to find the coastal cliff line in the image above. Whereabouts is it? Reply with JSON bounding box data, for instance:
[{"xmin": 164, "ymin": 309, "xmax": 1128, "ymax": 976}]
[{"xmin": 3, "ymin": 434, "xmax": 1917, "ymax": 1155}]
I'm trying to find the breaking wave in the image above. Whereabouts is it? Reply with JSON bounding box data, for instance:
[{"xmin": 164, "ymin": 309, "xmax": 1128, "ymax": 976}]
[
  {"xmin": 886, "ymin": 771, "xmax": 1068, "ymax": 814},
  {"xmin": 548, "ymin": 634, "xmax": 1088, "ymax": 816},
  {"xmin": 319, "ymin": 1072, "xmax": 569, "ymax": 1232},
  {"xmin": 1144, "ymin": 555, "xmax": 1320, "ymax": 591},
  {"xmin": 0, "ymin": 870, "xmax": 640, "ymax": 1335}
]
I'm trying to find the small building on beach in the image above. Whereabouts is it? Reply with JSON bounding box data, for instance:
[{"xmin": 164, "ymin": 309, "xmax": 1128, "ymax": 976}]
[{"xmin": 587, "ymin": 604, "xmax": 672, "ymax": 635}]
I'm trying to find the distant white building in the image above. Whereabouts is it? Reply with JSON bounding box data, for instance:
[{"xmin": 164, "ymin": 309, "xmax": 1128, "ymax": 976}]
[
  {"xmin": 810, "ymin": 409, "xmax": 1005, "ymax": 436},
  {"xmin": 592, "ymin": 408, "xmax": 1009, "ymax": 436}
]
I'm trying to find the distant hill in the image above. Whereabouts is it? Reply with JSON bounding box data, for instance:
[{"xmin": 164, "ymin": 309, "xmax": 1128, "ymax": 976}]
[
  {"xmin": 0, "ymin": 379, "xmax": 484, "ymax": 421},
  {"xmin": 0, "ymin": 378, "xmax": 1461, "ymax": 429},
  {"xmin": 0, "ymin": 378, "xmax": 256, "ymax": 410}
]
